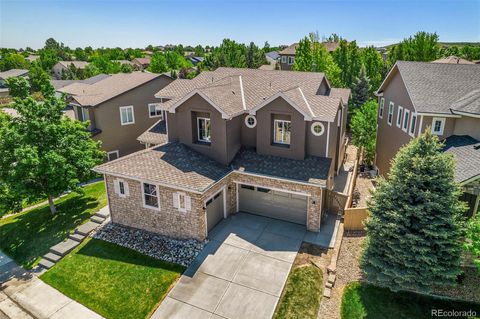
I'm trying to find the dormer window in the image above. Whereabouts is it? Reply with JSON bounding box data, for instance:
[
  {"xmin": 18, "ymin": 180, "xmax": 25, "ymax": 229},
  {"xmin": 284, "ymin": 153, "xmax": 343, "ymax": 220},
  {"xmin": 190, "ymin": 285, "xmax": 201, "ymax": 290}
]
[
  {"xmin": 274, "ymin": 119, "xmax": 291, "ymax": 145},
  {"xmin": 197, "ymin": 117, "xmax": 211, "ymax": 142}
]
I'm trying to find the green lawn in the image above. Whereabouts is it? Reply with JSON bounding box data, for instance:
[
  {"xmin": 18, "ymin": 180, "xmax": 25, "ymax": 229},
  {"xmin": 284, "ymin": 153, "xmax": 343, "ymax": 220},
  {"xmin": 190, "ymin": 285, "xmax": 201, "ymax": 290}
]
[
  {"xmin": 274, "ymin": 264, "xmax": 323, "ymax": 319},
  {"xmin": 0, "ymin": 181, "xmax": 107, "ymax": 268},
  {"xmin": 341, "ymin": 282, "xmax": 480, "ymax": 319},
  {"xmin": 41, "ymin": 238, "xmax": 185, "ymax": 319}
]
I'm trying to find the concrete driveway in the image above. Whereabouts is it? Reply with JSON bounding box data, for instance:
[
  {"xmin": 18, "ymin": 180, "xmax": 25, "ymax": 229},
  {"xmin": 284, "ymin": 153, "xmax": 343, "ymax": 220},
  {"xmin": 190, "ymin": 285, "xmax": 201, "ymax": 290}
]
[{"xmin": 152, "ymin": 212, "xmax": 309, "ymax": 319}]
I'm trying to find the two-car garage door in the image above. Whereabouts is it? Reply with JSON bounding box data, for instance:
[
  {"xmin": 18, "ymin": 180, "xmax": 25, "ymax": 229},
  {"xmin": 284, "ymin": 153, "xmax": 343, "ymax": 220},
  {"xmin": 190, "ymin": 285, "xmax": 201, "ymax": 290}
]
[{"xmin": 238, "ymin": 184, "xmax": 307, "ymax": 225}]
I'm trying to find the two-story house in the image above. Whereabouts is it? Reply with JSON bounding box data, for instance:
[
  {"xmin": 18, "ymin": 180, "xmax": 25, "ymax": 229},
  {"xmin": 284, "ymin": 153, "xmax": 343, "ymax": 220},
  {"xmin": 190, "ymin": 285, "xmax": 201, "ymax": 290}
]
[
  {"xmin": 94, "ymin": 68, "xmax": 350, "ymax": 241},
  {"xmin": 376, "ymin": 61, "xmax": 480, "ymax": 216},
  {"xmin": 52, "ymin": 61, "xmax": 89, "ymax": 80},
  {"xmin": 278, "ymin": 42, "xmax": 340, "ymax": 71},
  {"xmin": 59, "ymin": 72, "xmax": 172, "ymax": 160}
]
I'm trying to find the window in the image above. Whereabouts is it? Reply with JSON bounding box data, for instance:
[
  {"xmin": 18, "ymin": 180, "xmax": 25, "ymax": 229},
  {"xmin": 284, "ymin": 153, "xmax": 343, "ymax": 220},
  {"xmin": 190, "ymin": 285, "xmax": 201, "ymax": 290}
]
[
  {"xmin": 288, "ymin": 56, "xmax": 294, "ymax": 65},
  {"xmin": 431, "ymin": 117, "xmax": 445, "ymax": 135},
  {"xmin": 173, "ymin": 192, "xmax": 191, "ymax": 212},
  {"xmin": 379, "ymin": 98, "xmax": 385, "ymax": 119},
  {"xmin": 148, "ymin": 103, "xmax": 163, "ymax": 119},
  {"xmin": 120, "ymin": 106, "xmax": 135, "ymax": 125},
  {"xmin": 387, "ymin": 102, "xmax": 394, "ymax": 125},
  {"xmin": 402, "ymin": 109, "xmax": 410, "ymax": 132},
  {"xmin": 274, "ymin": 119, "xmax": 291, "ymax": 145},
  {"xmin": 107, "ymin": 150, "xmax": 119, "ymax": 161},
  {"xmin": 396, "ymin": 106, "xmax": 403, "ymax": 128},
  {"xmin": 197, "ymin": 117, "xmax": 211, "ymax": 142},
  {"xmin": 311, "ymin": 122, "xmax": 325, "ymax": 136},
  {"xmin": 281, "ymin": 56, "xmax": 287, "ymax": 63},
  {"xmin": 142, "ymin": 183, "xmax": 159, "ymax": 209},
  {"xmin": 114, "ymin": 179, "xmax": 129, "ymax": 198},
  {"xmin": 409, "ymin": 113, "xmax": 417, "ymax": 137},
  {"xmin": 245, "ymin": 115, "xmax": 257, "ymax": 128}
]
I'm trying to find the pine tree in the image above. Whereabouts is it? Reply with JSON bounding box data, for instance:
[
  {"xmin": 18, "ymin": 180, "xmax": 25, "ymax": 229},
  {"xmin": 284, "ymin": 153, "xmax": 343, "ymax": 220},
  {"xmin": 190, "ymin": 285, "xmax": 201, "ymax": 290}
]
[
  {"xmin": 351, "ymin": 66, "xmax": 371, "ymax": 110},
  {"xmin": 361, "ymin": 131, "xmax": 466, "ymax": 292}
]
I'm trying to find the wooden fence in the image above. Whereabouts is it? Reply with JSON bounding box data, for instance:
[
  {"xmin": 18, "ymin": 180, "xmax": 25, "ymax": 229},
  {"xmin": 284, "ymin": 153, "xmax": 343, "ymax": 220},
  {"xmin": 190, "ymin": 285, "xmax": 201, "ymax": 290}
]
[{"xmin": 344, "ymin": 207, "xmax": 369, "ymax": 231}]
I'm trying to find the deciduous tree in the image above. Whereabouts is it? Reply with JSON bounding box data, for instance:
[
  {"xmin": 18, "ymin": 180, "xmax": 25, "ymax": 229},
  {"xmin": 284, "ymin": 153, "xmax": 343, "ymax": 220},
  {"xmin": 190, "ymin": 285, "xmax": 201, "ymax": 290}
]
[
  {"xmin": 5, "ymin": 77, "xmax": 30, "ymax": 98},
  {"xmin": 350, "ymin": 100, "xmax": 377, "ymax": 164}
]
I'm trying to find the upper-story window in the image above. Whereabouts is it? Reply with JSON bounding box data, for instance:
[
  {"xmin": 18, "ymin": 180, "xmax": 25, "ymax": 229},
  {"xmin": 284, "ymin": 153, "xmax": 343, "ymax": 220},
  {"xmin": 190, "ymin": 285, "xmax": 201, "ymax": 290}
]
[
  {"xmin": 409, "ymin": 113, "xmax": 417, "ymax": 137},
  {"xmin": 148, "ymin": 103, "xmax": 163, "ymax": 119},
  {"xmin": 120, "ymin": 105, "xmax": 135, "ymax": 125},
  {"xmin": 396, "ymin": 106, "xmax": 403, "ymax": 128},
  {"xmin": 402, "ymin": 109, "xmax": 410, "ymax": 132},
  {"xmin": 197, "ymin": 117, "xmax": 211, "ymax": 142},
  {"xmin": 387, "ymin": 102, "xmax": 394, "ymax": 125},
  {"xmin": 274, "ymin": 119, "xmax": 291, "ymax": 145},
  {"xmin": 379, "ymin": 98, "xmax": 385, "ymax": 119},
  {"xmin": 288, "ymin": 56, "xmax": 295, "ymax": 65},
  {"xmin": 431, "ymin": 117, "xmax": 445, "ymax": 135},
  {"xmin": 281, "ymin": 56, "xmax": 287, "ymax": 63}
]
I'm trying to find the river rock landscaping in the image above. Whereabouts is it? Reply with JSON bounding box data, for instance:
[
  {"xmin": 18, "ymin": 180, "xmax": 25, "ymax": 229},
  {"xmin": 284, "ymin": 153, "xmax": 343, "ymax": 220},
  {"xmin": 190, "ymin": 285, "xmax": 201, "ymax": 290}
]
[{"xmin": 93, "ymin": 223, "xmax": 206, "ymax": 266}]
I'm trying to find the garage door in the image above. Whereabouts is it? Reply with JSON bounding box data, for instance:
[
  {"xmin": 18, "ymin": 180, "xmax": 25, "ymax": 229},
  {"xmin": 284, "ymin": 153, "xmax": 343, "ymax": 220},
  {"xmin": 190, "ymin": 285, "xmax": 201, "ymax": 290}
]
[
  {"xmin": 239, "ymin": 184, "xmax": 307, "ymax": 225},
  {"xmin": 206, "ymin": 191, "xmax": 224, "ymax": 232}
]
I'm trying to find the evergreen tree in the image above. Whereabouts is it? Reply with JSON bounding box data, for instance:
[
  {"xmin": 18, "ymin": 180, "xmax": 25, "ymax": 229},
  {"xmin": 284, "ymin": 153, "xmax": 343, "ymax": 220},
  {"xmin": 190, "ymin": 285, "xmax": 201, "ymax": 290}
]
[
  {"xmin": 351, "ymin": 66, "xmax": 371, "ymax": 110},
  {"xmin": 361, "ymin": 131, "xmax": 466, "ymax": 292}
]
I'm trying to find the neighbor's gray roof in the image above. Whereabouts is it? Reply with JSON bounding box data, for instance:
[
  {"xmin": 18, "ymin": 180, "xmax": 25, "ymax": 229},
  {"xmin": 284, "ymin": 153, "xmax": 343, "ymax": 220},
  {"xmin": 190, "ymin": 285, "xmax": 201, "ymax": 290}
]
[
  {"xmin": 155, "ymin": 67, "xmax": 347, "ymax": 122},
  {"xmin": 432, "ymin": 56, "xmax": 474, "ymax": 65},
  {"xmin": 450, "ymin": 89, "xmax": 480, "ymax": 116},
  {"xmin": 266, "ymin": 51, "xmax": 280, "ymax": 60},
  {"xmin": 137, "ymin": 120, "xmax": 167, "ymax": 145},
  {"xmin": 380, "ymin": 61, "xmax": 480, "ymax": 115},
  {"xmin": 57, "ymin": 61, "xmax": 89, "ymax": 69},
  {"xmin": 231, "ymin": 147, "xmax": 331, "ymax": 186},
  {"xmin": 51, "ymin": 74, "xmax": 110, "ymax": 90},
  {"xmin": 0, "ymin": 69, "xmax": 29, "ymax": 80},
  {"xmin": 443, "ymin": 135, "xmax": 480, "ymax": 183},
  {"xmin": 59, "ymin": 72, "xmax": 162, "ymax": 106},
  {"xmin": 94, "ymin": 142, "xmax": 231, "ymax": 193}
]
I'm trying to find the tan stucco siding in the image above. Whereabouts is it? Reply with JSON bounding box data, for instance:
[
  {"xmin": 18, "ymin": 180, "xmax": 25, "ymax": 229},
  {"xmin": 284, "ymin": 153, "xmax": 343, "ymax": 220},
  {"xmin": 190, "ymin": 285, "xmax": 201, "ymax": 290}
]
[{"xmin": 453, "ymin": 117, "xmax": 480, "ymax": 140}]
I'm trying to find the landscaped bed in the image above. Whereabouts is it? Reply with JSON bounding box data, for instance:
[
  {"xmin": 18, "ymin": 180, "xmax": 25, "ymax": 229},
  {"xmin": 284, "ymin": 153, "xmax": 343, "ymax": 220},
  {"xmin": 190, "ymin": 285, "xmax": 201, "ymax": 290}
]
[
  {"xmin": 40, "ymin": 238, "xmax": 185, "ymax": 319},
  {"xmin": 0, "ymin": 181, "xmax": 107, "ymax": 268},
  {"xmin": 274, "ymin": 264, "xmax": 323, "ymax": 319},
  {"xmin": 341, "ymin": 281, "xmax": 480, "ymax": 319}
]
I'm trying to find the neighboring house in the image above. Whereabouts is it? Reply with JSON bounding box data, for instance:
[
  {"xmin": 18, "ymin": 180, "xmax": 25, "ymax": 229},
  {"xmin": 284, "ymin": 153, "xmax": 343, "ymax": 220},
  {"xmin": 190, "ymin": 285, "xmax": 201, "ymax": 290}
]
[
  {"xmin": 132, "ymin": 57, "xmax": 151, "ymax": 70},
  {"xmin": 26, "ymin": 55, "xmax": 40, "ymax": 62},
  {"xmin": 186, "ymin": 55, "xmax": 205, "ymax": 65},
  {"xmin": 432, "ymin": 56, "xmax": 475, "ymax": 64},
  {"xmin": 278, "ymin": 42, "xmax": 340, "ymax": 70},
  {"xmin": 58, "ymin": 72, "xmax": 173, "ymax": 160},
  {"xmin": 52, "ymin": 61, "xmax": 89, "ymax": 79},
  {"xmin": 375, "ymin": 61, "xmax": 480, "ymax": 216},
  {"xmin": 94, "ymin": 67, "xmax": 350, "ymax": 241},
  {"xmin": 259, "ymin": 51, "xmax": 280, "ymax": 70},
  {"xmin": 0, "ymin": 69, "xmax": 29, "ymax": 97},
  {"xmin": 51, "ymin": 73, "xmax": 110, "ymax": 90}
]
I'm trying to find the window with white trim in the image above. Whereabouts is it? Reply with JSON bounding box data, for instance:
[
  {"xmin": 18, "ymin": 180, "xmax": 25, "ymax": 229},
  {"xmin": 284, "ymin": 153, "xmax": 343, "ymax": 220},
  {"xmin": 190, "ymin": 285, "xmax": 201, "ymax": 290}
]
[
  {"xmin": 107, "ymin": 150, "xmax": 119, "ymax": 161},
  {"xmin": 114, "ymin": 179, "xmax": 129, "ymax": 198},
  {"xmin": 288, "ymin": 56, "xmax": 294, "ymax": 65},
  {"xmin": 173, "ymin": 192, "xmax": 191, "ymax": 212},
  {"xmin": 387, "ymin": 102, "xmax": 394, "ymax": 125},
  {"xmin": 396, "ymin": 106, "xmax": 403, "ymax": 128},
  {"xmin": 402, "ymin": 109, "xmax": 410, "ymax": 132},
  {"xmin": 281, "ymin": 56, "xmax": 287, "ymax": 63},
  {"xmin": 431, "ymin": 117, "xmax": 445, "ymax": 135},
  {"xmin": 379, "ymin": 98, "xmax": 385, "ymax": 119},
  {"xmin": 245, "ymin": 115, "xmax": 257, "ymax": 128},
  {"xmin": 197, "ymin": 117, "xmax": 211, "ymax": 142},
  {"xmin": 120, "ymin": 105, "xmax": 135, "ymax": 125},
  {"xmin": 148, "ymin": 103, "xmax": 163, "ymax": 119},
  {"xmin": 142, "ymin": 183, "xmax": 159, "ymax": 209},
  {"xmin": 409, "ymin": 113, "xmax": 417, "ymax": 137},
  {"xmin": 274, "ymin": 119, "xmax": 291, "ymax": 144},
  {"xmin": 311, "ymin": 122, "xmax": 325, "ymax": 136}
]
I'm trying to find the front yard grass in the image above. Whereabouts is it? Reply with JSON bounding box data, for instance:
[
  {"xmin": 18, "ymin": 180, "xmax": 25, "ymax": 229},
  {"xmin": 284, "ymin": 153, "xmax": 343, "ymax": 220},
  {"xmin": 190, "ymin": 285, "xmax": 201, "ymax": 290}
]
[
  {"xmin": 341, "ymin": 281, "xmax": 480, "ymax": 319},
  {"xmin": 274, "ymin": 264, "xmax": 323, "ymax": 319},
  {"xmin": 40, "ymin": 238, "xmax": 185, "ymax": 319},
  {"xmin": 0, "ymin": 181, "xmax": 107, "ymax": 268}
]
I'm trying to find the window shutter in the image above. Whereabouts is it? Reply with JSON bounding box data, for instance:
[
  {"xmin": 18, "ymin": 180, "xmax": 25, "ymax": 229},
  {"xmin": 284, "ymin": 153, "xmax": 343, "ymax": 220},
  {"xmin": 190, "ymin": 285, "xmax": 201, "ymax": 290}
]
[
  {"xmin": 113, "ymin": 179, "xmax": 120, "ymax": 195},
  {"xmin": 124, "ymin": 181, "xmax": 130, "ymax": 197},
  {"xmin": 173, "ymin": 193, "xmax": 179, "ymax": 208},
  {"xmin": 185, "ymin": 196, "xmax": 191, "ymax": 211}
]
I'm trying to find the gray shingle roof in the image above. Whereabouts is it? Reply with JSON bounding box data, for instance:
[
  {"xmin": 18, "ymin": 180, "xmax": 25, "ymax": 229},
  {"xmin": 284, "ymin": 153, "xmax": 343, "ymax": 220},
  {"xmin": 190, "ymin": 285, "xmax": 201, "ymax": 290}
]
[
  {"xmin": 432, "ymin": 56, "xmax": 474, "ymax": 65},
  {"xmin": 51, "ymin": 74, "xmax": 110, "ymax": 90},
  {"xmin": 0, "ymin": 69, "xmax": 28, "ymax": 80},
  {"xmin": 450, "ymin": 89, "xmax": 480, "ymax": 116},
  {"xmin": 389, "ymin": 61, "xmax": 480, "ymax": 115},
  {"xmin": 231, "ymin": 147, "xmax": 331, "ymax": 186},
  {"xmin": 57, "ymin": 61, "xmax": 89, "ymax": 69},
  {"xmin": 137, "ymin": 120, "xmax": 167, "ymax": 145},
  {"xmin": 443, "ymin": 135, "xmax": 480, "ymax": 183},
  {"xmin": 156, "ymin": 67, "xmax": 346, "ymax": 122},
  {"xmin": 94, "ymin": 142, "xmax": 231, "ymax": 193}
]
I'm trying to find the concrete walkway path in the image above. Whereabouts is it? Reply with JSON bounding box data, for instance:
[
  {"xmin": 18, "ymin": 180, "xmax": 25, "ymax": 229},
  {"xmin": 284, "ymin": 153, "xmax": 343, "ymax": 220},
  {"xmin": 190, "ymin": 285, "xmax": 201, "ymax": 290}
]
[{"xmin": 152, "ymin": 213, "xmax": 320, "ymax": 319}]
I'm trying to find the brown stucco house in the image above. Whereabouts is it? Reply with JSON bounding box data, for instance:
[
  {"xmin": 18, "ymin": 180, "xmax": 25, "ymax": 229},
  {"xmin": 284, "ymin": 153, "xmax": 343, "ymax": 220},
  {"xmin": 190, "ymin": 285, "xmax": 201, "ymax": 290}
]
[
  {"xmin": 52, "ymin": 61, "xmax": 89, "ymax": 79},
  {"xmin": 59, "ymin": 71, "xmax": 173, "ymax": 160},
  {"xmin": 375, "ymin": 61, "xmax": 480, "ymax": 216},
  {"xmin": 94, "ymin": 67, "xmax": 350, "ymax": 241},
  {"xmin": 278, "ymin": 42, "xmax": 340, "ymax": 71}
]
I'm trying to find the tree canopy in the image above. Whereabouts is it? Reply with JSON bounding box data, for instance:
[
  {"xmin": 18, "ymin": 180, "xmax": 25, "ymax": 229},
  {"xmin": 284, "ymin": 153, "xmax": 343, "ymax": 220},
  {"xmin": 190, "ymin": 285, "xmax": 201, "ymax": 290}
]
[
  {"xmin": 388, "ymin": 31, "xmax": 440, "ymax": 65},
  {"xmin": 350, "ymin": 99, "xmax": 377, "ymax": 164}
]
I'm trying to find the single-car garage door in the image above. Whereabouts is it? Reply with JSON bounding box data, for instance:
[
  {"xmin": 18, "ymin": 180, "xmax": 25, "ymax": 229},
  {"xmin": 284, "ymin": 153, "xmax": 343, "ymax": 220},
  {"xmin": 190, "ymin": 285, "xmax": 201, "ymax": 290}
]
[
  {"xmin": 239, "ymin": 184, "xmax": 307, "ymax": 225},
  {"xmin": 206, "ymin": 191, "xmax": 224, "ymax": 232}
]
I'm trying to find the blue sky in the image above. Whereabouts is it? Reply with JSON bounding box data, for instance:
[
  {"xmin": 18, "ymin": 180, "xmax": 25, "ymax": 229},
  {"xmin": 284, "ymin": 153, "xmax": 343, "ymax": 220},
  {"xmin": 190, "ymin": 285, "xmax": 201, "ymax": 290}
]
[{"xmin": 1, "ymin": 0, "xmax": 479, "ymax": 49}]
